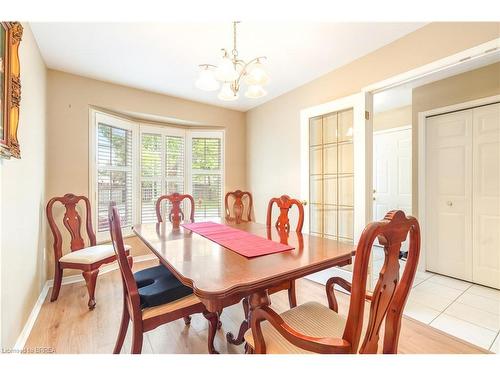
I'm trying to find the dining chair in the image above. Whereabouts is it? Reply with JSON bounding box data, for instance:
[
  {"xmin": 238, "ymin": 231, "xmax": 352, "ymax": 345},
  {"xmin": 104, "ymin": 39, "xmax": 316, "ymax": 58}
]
[
  {"xmin": 244, "ymin": 210, "xmax": 421, "ymax": 354},
  {"xmin": 266, "ymin": 194, "xmax": 304, "ymax": 233},
  {"xmin": 155, "ymin": 193, "xmax": 195, "ymax": 228},
  {"xmin": 225, "ymin": 190, "xmax": 253, "ymax": 223},
  {"xmin": 266, "ymin": 194, "xmax": 305, "ymax": 307},
  {"xmin": 227, "ymin": 195, "xmax": 304, "ymax": 346},
  {"xmin": 108, "ymin": 202, "xmax": 220, "ymax": 354},
  {"xmin": 46, "ymin": 193, "xmax": 130, "ymax": 310}
]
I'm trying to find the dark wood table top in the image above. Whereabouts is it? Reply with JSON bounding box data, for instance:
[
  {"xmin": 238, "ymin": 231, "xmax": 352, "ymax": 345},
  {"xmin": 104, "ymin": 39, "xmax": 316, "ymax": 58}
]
[{"xmin": 133, "ymin": 219, "xmax": 355, "ymax": 311}]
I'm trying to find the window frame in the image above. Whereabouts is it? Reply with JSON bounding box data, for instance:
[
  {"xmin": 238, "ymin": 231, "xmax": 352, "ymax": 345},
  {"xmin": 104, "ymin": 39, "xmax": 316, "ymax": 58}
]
[{"xmin": 89, "ymin": 109, "xmax": 225, "ymax": 242}]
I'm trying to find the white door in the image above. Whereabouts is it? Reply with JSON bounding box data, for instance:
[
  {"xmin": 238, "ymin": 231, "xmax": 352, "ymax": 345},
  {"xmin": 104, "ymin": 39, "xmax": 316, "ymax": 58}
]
[
  {"xmin": 472, "ymin": 103, "xmax": 500, "ymax": 289},
  {"xmin": 426, "ymin": 110, "xmax": 474, "ymax": 282},
  {"xmin": 373, "ymin": 127, "xmax": 412, "ymax": 221}
]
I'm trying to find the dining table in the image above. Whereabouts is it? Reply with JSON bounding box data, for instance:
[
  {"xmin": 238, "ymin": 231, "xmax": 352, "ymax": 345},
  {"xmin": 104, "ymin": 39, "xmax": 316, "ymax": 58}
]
[{"xmin": 132, "ymin": 218, "xmax": 356, "ymax": 352}]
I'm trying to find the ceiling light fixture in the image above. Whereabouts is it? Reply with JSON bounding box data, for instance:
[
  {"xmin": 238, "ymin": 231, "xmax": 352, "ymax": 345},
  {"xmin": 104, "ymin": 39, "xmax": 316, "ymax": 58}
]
[{"xmin": 196, "ymin": 21, "xmax": 269, "ymax": 101}]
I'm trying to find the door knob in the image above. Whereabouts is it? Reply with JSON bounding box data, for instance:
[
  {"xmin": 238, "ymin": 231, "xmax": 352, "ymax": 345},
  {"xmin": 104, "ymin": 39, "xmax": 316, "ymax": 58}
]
[{"xmin": 446, "ymin": 201, "xmax": 453, "ymax": 206}]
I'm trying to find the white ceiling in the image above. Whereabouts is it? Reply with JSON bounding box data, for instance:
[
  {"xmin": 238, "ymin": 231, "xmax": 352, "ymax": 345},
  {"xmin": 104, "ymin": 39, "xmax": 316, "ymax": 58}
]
[{"xmin": 31, "ymin": 22, "xmax": 426, "ymax": 112}]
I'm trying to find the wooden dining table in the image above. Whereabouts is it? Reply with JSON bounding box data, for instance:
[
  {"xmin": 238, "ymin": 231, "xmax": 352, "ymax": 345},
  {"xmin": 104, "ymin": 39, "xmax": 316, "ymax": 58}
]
[{"xmin": 132, "ymin": 218, "xmax": 355, "ymax": 351}]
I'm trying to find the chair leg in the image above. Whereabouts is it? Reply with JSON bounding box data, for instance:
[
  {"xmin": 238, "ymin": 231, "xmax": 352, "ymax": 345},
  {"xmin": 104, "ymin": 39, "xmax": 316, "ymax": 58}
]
[
  {"xmin": 131, "ymin": 321, "xmax": 143, "ymax": 354},
  {"xmin": 113, "ymin": 294, "xmax": 130, "ymax": 354},
  {"xmin": 288, "ymin": 280, "xmax": 297, "ymax": 308},
  {"xmin": 82, "ymin": 269, "xmax": 99, "ymax": 310},
  {"xmin": 50, "ymin": 265, "xmax": 63, "ymax": 302},
  {"xmin": 202, "ymin": 311, "xmax": 220, "ymax": 354},
  {"xmin": 183, "ymin": 316, "xmax": 192, "ymax": 325}
]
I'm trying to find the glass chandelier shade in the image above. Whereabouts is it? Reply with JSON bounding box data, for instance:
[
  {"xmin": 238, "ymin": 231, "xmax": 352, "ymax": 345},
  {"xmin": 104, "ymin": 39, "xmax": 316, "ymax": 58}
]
[
  {"xmin": 218, "ymin": 82, "xmax": 239, "ymax": 101},
  {"xmin": 215, "ymin": 55, "xmax": 239, "ymax": 82},
  {"xmin": 244, "ymin": 84, "xmax": 267, "ymax": 99},
  {"xmin": 195, "ymin": 65, "xmax": 220, "ymax": 91},
  {"xmin": 244, "ymin": 60, "xmax": 269, "ymax": 86}
]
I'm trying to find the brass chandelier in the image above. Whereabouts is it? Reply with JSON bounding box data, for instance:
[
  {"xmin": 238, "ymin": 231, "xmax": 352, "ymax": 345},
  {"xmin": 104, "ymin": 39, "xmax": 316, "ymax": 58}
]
[{"xmin": 195, "ymin": 21, "xmax": 269, "ymax": 101}]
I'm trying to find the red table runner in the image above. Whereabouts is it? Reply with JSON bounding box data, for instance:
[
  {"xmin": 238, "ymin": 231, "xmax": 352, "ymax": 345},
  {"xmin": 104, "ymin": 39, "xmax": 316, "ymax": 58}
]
[{"xmin": 181, "ymin": 222, "xmax": 294, "ymax": 258}]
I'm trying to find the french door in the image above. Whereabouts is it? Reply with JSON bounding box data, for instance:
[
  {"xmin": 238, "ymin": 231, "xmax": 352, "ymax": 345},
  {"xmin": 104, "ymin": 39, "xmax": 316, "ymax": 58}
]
[{"xmin": 309, "ymin": 109, "xmax": 354, "ymax": 244}]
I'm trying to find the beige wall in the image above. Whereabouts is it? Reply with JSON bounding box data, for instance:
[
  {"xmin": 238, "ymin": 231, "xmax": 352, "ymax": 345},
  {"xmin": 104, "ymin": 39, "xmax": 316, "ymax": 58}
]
[
  {"xmin": 45, "ymin": 70, "xmax": 246, "ymax": 277},
  {"xmin": 247, "ymin": 22, "xmax": 500, "ymax": 224},
  {"xmin": 373, "ymin": 105, "xmax": 412, "ymax": 132},
  {"xmin": 0, "ymin": 24, "xmax": 47, "ymax": 348}
]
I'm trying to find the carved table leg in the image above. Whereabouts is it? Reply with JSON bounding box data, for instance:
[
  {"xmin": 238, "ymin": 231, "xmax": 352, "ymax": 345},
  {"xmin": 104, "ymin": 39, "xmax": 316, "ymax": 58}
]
[
  {"xmin": 248, "ymin": 290, "xmax": 271, "ymax": 354},
  {"xmin": 202, "ymin": 311, "xmax": 220, "ymax": 354},
  {"xmin": 226, "ymin": 297, "xmax": 250, "ymax": 345}
]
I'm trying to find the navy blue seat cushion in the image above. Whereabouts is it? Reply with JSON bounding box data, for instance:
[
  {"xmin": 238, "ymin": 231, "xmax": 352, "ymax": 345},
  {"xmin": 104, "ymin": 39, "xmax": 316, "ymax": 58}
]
[
  {"xmin": 133, "ymin": 265, "xmax": 193, "ymax": 309},
  {"xmin": 134, "ymin": 265, "xmax": 173, "ymax": 288}
]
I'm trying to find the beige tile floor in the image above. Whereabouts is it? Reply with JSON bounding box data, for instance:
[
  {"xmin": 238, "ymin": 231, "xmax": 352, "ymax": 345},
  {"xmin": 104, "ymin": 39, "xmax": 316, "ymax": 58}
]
[{"xmin": 372, "ymin": 247, "xmax": 500, "ymax": 353}]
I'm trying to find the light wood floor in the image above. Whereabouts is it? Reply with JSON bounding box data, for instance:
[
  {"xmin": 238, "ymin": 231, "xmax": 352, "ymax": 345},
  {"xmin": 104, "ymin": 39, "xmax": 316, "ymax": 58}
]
[{"xmin": 25, "ymin": 259, "xmax": 488, "ymax": 354}]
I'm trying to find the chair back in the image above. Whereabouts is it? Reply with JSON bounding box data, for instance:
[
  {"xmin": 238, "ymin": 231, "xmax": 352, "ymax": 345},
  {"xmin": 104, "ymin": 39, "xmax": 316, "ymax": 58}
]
[
  {"xmin": 343, "ymin": 210, "xmax": 420, "ymax": 354},
  {"xmin": 46, "ymin": 193, "xmax": 97, "ymax": 261},
  {"xmin": 108, "ymin": 202, "xmax": 141, "ymax": 315},
  {"xmin": 225, "ymin": 190, "xmax": 253, "ymax": 223},
  {"xmin": 155, "ymin": 193, "xmax": 195, "ymax": 228},
  {"xmin": 266, "ymin": 195, "xmax": 304, "ymax": 233}
]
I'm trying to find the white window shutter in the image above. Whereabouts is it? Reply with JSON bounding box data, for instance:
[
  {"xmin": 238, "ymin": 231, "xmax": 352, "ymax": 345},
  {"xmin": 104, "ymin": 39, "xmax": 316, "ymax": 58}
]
[
  {"xmin": 190, "ymin": 134, "xmax": 223, "ymax": 220},
  {"xmin": 96, "ymin": 122, "xmax": 133, "ymax": 232}
]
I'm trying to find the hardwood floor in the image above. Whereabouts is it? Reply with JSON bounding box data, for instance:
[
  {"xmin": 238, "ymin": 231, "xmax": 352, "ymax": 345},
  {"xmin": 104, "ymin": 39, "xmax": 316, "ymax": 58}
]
[{"xmin": 25, "ymin": 259, "xmax": 488, "ymax": 354}]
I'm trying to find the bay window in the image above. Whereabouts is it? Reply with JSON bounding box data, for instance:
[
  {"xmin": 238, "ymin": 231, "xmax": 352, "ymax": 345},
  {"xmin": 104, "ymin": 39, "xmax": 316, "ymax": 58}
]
[{"xmin": 90, "ymin": 110, "xmax": 224, "ymax": 240}]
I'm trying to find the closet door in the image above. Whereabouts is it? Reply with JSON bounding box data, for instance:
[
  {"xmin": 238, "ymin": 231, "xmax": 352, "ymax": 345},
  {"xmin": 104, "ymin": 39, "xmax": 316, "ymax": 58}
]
[
  {"xmin": 426, "ymin": 110, "xmax": 473, "ymax": 281},
  {"xmin": 472, "ymin": 103, "xmax": 500, "ymax": 289}
]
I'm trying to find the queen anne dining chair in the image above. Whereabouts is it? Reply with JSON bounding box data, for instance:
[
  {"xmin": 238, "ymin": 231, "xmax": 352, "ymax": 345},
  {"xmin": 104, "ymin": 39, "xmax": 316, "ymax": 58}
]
[
  {"xmin": 244, "ymin": 210, "xmax": 421, "ymax": 354},
  {"xmin": 46, "ymin": 193, "xmax": 130, "ymax": 310},
  {"xmin": 225, "ymin": 190, "xmax": 253, "ymax": 224},
  {"xmin": 108, "ymin": 202, "xmax": 220, "ymax": 354},
  {"xmin": 155, "ymin": 193, "xmax": 195, "ymax": 228}
]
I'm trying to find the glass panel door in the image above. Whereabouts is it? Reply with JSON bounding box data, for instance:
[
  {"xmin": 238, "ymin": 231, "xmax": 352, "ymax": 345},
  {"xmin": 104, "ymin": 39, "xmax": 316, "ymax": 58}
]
[{"xmin": 309, "ymin": 108, "xmax": 354, "ymax": 244}]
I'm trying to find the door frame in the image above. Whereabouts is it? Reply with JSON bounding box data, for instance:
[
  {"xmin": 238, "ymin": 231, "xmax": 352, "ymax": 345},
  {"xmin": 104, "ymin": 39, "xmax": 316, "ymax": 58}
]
[
  {"xmin": 418, "ymin": 94, "xmax": 500, "ymax": 272},
  {"xmin": 300, "ymin": 92, "xmax": 372, "ymax": 244}
]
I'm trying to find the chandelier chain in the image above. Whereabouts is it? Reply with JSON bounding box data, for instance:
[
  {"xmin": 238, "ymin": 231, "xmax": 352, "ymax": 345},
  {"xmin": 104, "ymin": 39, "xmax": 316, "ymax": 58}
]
[{"xmin": 232, "ymin": 21, "xmax": 239, "ymax": 58}]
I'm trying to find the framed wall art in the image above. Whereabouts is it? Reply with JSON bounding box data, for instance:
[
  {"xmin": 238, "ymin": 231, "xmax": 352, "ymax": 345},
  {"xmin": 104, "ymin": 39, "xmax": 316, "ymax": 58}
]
[{"xmin": 1, "ymin": 22, "xmax": 22, "ymax": 159}]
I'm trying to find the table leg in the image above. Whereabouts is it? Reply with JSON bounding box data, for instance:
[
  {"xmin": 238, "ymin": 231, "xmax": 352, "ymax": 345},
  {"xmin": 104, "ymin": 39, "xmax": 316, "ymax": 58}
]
[
  {"xmin": 226, "ymin": 297, "xmax": 250, "ymax": 345},
  {"xmin": 248, "ymin": 290, "xmax": 271, "ymax": 354}
]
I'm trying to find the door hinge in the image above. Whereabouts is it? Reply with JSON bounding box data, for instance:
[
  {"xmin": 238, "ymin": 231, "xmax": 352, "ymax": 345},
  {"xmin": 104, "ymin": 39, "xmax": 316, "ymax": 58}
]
[{"xmin": 365, "ymin": 111, "xmax": 370, "ymax": 120}]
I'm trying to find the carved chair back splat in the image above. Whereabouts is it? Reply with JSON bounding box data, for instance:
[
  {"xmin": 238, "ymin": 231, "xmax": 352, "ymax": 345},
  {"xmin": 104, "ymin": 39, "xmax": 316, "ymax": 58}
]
[
  {"xmin": 46, "ymin": 193, "xmax": 96, "ymax": 261},
  {"xmin": 344, "ymin": 210, "xmax": 420, "ymax": 354},
  {"xmin": 155, "ymin": 193, "xmax": 195, "ymax": 228},
  {"xmin": 225, "ymin": 190, "xmax": 253, "ymax": 224},
  {"xmin": 266, "ymin": 195, "xmax": 304, "ymax": 233}
]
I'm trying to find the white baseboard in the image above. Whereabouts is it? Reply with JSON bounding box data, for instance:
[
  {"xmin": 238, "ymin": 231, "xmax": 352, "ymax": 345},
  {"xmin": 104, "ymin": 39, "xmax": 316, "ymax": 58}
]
[{"xmin": 13, "ymin": 254, "xmax": 157, "ymax": 351}]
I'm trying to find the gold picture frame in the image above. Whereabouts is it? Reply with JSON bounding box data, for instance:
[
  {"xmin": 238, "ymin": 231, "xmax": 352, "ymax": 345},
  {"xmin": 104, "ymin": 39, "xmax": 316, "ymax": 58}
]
[{"xmin": 1, "ymin": 22, "xmax": 23, "ymax": 159}]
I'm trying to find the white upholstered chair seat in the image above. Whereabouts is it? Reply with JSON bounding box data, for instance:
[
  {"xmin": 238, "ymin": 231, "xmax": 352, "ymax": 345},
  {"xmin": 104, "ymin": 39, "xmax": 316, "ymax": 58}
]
[
  {"xmin": 244, "ymin": 301, "xmax": 346, "ymax": 354},
  {"xmin": 59, "ymin": 244, "xmax": 131, "ymax": 264}
]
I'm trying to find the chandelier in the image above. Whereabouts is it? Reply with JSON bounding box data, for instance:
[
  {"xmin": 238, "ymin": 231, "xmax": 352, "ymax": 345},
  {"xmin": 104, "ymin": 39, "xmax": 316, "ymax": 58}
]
[{"xmin": 195, "ymin": 21, "xmax": 269, "ymax": 101}]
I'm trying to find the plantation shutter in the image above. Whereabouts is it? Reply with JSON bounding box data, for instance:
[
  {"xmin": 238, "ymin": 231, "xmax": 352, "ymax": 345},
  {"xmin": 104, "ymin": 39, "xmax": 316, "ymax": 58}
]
[
  {"xmin": 190, "ymin": 134, "xmax": 223, "ymax": 219},
  {"xmin": 140, "ymin": 133, "xmax": 162, "ymax": 223},
  {"xmin": 140, "ymin": 128, "xmax": 186, "ymax": 223},
  {"xmin": 96, "ymin": 121, "xmax": 133, "ymax": 232}
]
